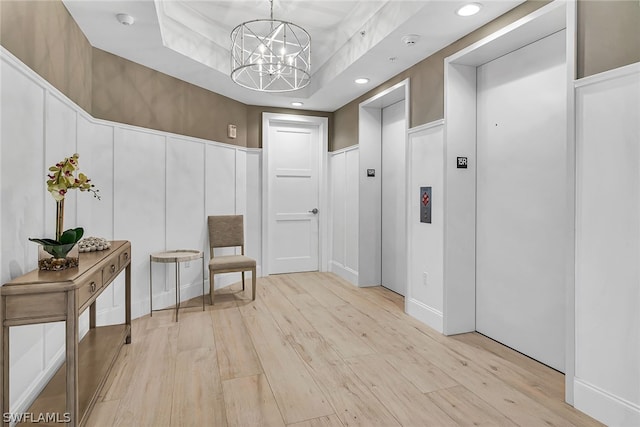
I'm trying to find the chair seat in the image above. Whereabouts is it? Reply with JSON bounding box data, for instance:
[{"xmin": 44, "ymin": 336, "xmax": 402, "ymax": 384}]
[{"xmin": 209, "ymin": 255, "xmax": 256, "ymax": 271}]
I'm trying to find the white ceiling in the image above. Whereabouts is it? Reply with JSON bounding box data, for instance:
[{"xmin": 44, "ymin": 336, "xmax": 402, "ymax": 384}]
[{"xmin": 63, "ymin": 0, "xmax": 524, "ymax": 112}]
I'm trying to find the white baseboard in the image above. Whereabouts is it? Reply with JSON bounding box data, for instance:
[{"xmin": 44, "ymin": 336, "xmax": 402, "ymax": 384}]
[
  {"xmin": 329, "ymin": 261, "xmax": 358, "ymax": 286},
  {"xmin": 574, "ymin": 378, "xmax": 640, "ymax": 427},
  {"xmin": 406, "ymin": 298, "xmax": 443, "ymax": 333}
]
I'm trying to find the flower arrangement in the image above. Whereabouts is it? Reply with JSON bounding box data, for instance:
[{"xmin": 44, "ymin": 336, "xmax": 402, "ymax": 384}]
[
  {"xmin": 30, "ymin": 153, "xmax": 100, "ymax": 270},
  {"xmin": 46, "ymin": 153, "xmax": 100, "ymax": 203}
]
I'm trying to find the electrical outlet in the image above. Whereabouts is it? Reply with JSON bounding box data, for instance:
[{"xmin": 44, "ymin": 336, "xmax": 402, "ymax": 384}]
[{"xmin": 423, "ymin": 272, "xmax": 428, "ymax": 286}]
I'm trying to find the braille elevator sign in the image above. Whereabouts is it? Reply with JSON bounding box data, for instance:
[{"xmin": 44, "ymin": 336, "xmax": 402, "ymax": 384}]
[{"xmin": 420, "ymin": 186, "xmax": 432, "ymax": 224}]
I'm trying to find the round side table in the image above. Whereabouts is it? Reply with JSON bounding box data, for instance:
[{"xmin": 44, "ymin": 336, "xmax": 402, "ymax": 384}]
[{"xmin": 149, "ymin": 249, "xmax": 205, "ymax": 321}]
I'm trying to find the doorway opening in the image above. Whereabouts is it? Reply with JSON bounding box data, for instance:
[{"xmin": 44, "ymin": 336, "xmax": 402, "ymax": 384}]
[{"xmin": 358, "ymin": 80, "xmax": 410, "ymax": 296}]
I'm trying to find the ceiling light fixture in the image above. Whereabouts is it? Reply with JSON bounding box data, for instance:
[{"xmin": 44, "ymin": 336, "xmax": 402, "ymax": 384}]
[
  {"xmin": 116, "ymin": 13, "xmax": 135, "ymax": 26},
  {"xmin": 291, "ymin": 101, "xmax": 304, "ymax": 107},
  {"xmin": 456, "ymin": 3, "xmax": 482, "ymax": 17},
  {"xmin": 355, "ymin": 78, "xmax": 369, "ymax": 84},
  {"xmin": 230, "ymin": 0, "xmax": 311, "ymax": 92}
]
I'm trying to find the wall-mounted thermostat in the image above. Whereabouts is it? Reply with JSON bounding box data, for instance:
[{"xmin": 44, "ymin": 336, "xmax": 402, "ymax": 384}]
[
  {"xmin": 457, "ymin": 157, "xmax": 468, "ymax": 168},
  {"xmin": 228, "ymin": 124, "xmax": 237, "ymax": 139},
  {"xmin": 366, "ymin": 169, "xmax": 375, "ymax": 177}
]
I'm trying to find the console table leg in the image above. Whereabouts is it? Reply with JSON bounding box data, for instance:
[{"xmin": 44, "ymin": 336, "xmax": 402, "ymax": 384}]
[
  {"xmin": 66, "ymin": 291, "xmax": 79, "ymax": 426},
  {"xmin": 2, "ymin": 298, "xmax": 9, "ymax": 427},
  {"xmin": 125, "ymin": 264, "xmax": 132, "ymax": 344}
]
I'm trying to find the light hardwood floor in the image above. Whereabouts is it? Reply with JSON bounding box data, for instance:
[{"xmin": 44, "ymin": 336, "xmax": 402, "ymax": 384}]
[{"xmin": 88, "ymin": 272, "xmax": 602, "ymax": 427}]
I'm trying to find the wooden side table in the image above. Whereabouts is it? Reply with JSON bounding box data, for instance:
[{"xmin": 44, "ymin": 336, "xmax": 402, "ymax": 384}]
[{"xmin": 149, "ymin": 250, "xmax": 205, "ymax": 321}]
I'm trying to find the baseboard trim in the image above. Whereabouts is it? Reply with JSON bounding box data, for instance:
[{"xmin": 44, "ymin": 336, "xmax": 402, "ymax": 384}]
[
  {"xmin": 329, "ymin": 261, "xmax": 358, "ymax": 286},
  {"xmin": 406, "ymin": 298, "xmax": 443, "ymax": 333},
  {"xmin": 574, "ymin": 377, "xmax": 640, "ymax": 426}
]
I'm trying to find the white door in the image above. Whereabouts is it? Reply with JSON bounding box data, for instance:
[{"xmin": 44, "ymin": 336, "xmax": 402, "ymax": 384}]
[
  {"xmin": 267, "ymin": 120, "xmax": 320, "ymax": 274},
  {"xmin": 381, "ymin": 100, "xmax": 407, "ymax": 295},
  {"xmin": 475, "ymin": 30, "xmax": 567, "ymax": 372}
]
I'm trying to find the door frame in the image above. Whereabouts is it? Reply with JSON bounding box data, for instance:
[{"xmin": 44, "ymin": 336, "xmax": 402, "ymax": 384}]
[
  {"xmin": 262, "ymin": 113, "xmax": 329, "ymax": 276},
  {"xmin": 442, "ymin": 0, "xmax": 576, "ymax": 403},
  {"xmin": 357, "ymin": 79, "xmax": 410, "ymax": 288}
]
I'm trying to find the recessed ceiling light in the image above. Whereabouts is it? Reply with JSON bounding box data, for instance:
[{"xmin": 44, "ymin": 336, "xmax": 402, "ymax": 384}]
[
  {"xmin": 456, "ymin": 3, "xmax": 482, "ymax": 17},
  {"xmin": 291, "ymin": 102, "xmax": 304, "ymax": 107},
  {"xmin": 116, "ymin": 13, "xmax": 135, "ymax": 26},
  {"xmin": 355, "ymin": 78, "xmax": 369, "ymax": 84}
]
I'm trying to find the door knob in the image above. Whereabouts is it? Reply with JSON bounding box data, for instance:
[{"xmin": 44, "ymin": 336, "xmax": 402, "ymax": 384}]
[{"xmin": 309, "ymin": 208, "xmax": 319, "ymax": 214}]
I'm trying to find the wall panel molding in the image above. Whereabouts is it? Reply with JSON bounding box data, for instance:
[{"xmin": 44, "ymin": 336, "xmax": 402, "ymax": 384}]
[
  {"xmin": 574, "ymin": 63, "xmax": 640, "ymax": 426},
  {"xmin": 0, "ymin": 46, "xmax": 261, "ymax": 415}
]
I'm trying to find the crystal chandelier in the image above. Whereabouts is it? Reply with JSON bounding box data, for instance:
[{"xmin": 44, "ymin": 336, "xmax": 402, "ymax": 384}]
[{"xmin": 230, "ymin": 0, "xmax": 311, "ymax": 92}]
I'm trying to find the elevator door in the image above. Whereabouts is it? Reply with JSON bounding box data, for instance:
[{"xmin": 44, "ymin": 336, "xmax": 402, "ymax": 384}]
[
  {"xmin": 381, "ymin": 100, "xmax": 406, "ymax": 295},
  {"xmin": 476, "ymin": 30, "xmax": 567, "ymax": 372}
]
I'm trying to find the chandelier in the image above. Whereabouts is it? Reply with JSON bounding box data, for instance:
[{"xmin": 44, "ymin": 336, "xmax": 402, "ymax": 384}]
[{"xmin": 230, "ymin": 0, "xmax": 311, "ymax": 92}]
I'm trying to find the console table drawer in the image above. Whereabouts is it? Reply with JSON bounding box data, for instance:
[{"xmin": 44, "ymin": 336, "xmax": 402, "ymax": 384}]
[
  {"xmin": 78, "ymin": 270, "xmax": 103, "ymax": 310},
  {"xmin": 119, "ymin": 247, "xmax": 131, "ymax": 266},
  {"xmin": 102, "ymin": 257, "xmax": 120, "ymax": 284}
]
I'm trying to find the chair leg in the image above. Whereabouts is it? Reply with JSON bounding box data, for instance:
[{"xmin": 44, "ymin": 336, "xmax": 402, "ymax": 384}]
[
  {"xmin": 242, "ymin": 271, "xmax": 246, "ymax": 291},
  {"xmin": 210, "ymin": 273, "xmax": 215, "ymax": 305},
  {"xmin": 251, "ymin": 268, "xmax": 256, "ymax": 301}
]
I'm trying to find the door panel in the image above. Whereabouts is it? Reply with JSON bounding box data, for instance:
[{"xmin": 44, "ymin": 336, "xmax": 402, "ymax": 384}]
[
  {"xmin": 381, "ymin": 100, "xmax": 407, "ymax": 295},
  {"xmin": 268, "ymin": 123, "xmax": 320, "ymax": 274},
  {"xmin": 476, "ymin": 30, "xmax": 567, "ymax": 372}
]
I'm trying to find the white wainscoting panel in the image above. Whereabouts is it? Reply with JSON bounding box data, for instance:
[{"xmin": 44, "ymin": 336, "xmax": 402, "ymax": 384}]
[
  {"xmin": 245, "ymin": 150, "xmax": 262, "ymax": 276},
  {"xmin": 345, "ymin": 148, "xmax": 359, "ymax": 276},
  {"xmin": 406, "ymin": 121, "xmax": 445, "ymax": 333},
  {"xmin": 114, "ymin": 127, "xmax": 167, "ymax": 316},
  {"xmin": 44, "ymin": 92, "xmax": 78, "ymax": 238},
  {"xmin": 0, "ymin": 48, "xmax": 258, "ymax": 414},
  {"xmin": 328, "ymin": 146, "xmax": 359, "ymax": 285},
  {"xmin": 330, "ymin": 152, "xmax": 346, "ymax": 266},
  {"xmin": 574, "ymin": 64, "xmax": 640, "ymax": 426}
]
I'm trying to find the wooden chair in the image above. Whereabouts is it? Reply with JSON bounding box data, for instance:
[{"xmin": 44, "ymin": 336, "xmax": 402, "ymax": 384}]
[{"xmin": 207, "ymin": 215, "xmax": 256, "ymax": 304}]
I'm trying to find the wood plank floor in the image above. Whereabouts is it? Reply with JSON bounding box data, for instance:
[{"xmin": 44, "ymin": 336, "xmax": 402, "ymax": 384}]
[{"xmin": 88, "ymin": 272, "xmax": 602, "ymax": 427}]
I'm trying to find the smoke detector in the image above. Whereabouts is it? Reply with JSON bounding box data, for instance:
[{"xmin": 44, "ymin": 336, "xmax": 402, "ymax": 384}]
[
  {"xmin": 401, "ymin": 34, "xmax": 420, "ymax": 46},
  {"xmin": 116, "ymin": 13, "xmax": 135, "ymax": 26}
]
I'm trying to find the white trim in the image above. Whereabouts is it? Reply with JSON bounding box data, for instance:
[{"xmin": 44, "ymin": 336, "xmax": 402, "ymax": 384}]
[
  {"xmin": 447, "ymin": 0, "xmax": 566, "ymax": 65},
  {"xmin": 262, "ymin": 113, "xmax": 329, "ymax": 276},
  {"xmin": 406, "ymin": 298, "xmax": 444, "ymax": 334},
  {"xmin": 328, "ymin": 261, "xmax": 358, "ymax": 285},
  {"xmin": 565, "ymin": 0, "xmax": 577, "ymax": 405},
  {"xmin": 574, "ymin": 62, "xmax": 640, "ymax": 88},
  {"xmin": 357, "ymin": 78, "xmax": 410, "ymax": 290},
  {"xmin": 574, "ymin": 378, "xmax": 640, "ymax": 427},
  {"xmin": 408, "ymin": 119, "xmax": 445, "ymax": 135},
  {"xmin": 329, "ymin": 145, "xmax": 359, "ymax": 156}
]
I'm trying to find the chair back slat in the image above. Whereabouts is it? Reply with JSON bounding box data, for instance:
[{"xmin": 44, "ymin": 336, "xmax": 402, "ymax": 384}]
[{"xmin": 208, "ymin": 215, "xmax": 244, "ymax": 251}]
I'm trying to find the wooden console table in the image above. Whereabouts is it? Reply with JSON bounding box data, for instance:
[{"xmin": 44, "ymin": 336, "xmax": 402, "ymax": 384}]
[{"xmin": 1, "ymin": 240, "xmax": 131, "ymax": 426}]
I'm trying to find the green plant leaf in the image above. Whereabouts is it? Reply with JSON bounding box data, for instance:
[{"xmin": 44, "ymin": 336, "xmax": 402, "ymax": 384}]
[
  {"xmin": 29, "ymin": 238, "xmax": 60, "ymax": 246},
  {"xmin": 59, "ymin": 227, "xmax": 84, "ymax": 244}
]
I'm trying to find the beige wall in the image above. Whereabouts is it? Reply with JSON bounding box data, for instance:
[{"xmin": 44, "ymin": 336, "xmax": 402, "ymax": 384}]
[
  {"xmin": 331, "ymin": 1, "xmax": 550, "ymax": 151},
  {"xmin": 3, "ymin": 0, "xmax": 638, "ymax": 151},
  {"xmin": 577, "ymin": 0, "xmax": 640, "ymax": 79},
  {"xmin": 0, "ymin": 0, "xmax": 93, "ymax": 112},
  {"xmin": 1, "ymin": 0, "xmax": 329, "ymax": 148},
  {"xmin": 332, "ymin": 0, "xmax": 640, "ymax": 151},
  {"xmin": 92, "ymin": 49, "xmax": 248, "ymax": 146}
]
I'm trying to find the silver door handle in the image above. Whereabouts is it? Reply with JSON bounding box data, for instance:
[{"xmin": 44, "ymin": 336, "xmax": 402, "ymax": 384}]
[{"xmin": 309, "ymin": 208, "xmax": 319, "ymax": 214}]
